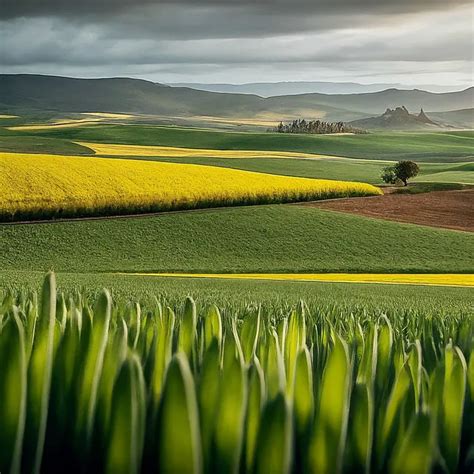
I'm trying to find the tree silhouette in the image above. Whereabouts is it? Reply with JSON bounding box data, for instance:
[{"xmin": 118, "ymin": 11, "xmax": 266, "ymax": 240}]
[{"xmin": 381, "ymin": 161, "xmax": 420, "ymax": 186}]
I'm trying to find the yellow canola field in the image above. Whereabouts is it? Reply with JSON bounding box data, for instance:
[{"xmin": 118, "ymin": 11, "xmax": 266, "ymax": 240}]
[
  {"xmin": 131, "ymin": 273, "xmax": 474, "ymax": 288},
  {"xmin": 0, "ymin": 152, "xmax": 381, "ymax": 218},
  {"xmin": 79, "ymin": 141, "xmax": 333, "ymax": 160}
]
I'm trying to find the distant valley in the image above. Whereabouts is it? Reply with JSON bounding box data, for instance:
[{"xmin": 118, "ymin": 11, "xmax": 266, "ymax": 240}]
[{"xmin": 1, "ymin": 74, "xmax": 473, "ymax": 130}]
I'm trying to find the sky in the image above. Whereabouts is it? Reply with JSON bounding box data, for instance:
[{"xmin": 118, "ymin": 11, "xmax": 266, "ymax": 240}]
[{"xmin": 1, "ymin": 0, "xmax": 473, "ymax": 87}]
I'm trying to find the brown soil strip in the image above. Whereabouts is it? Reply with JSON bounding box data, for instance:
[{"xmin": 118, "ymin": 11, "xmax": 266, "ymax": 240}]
[{"xmin": 302, "ymin": 189, "xmax": 474, "ymax": 232}]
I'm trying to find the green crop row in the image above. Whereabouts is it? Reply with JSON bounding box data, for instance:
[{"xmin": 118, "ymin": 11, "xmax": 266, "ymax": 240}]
[{"xmin": 0, "ymin": 272, "xmax": 473, "ymax": 473}]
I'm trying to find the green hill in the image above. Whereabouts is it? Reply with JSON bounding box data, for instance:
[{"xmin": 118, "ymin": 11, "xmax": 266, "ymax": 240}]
[
  {"xmin": 1, "ymin": 74, "xmax": 472, "ymax": 122},
  {"xmin": 11, "ymin": 124, "xmax": 473, "ymax": 162},
  {"xmin": 428, "ymin": 108, "xmax": 474, "ymax": 129},
  {"xmin": 1, "ymin": 205, "xmax": 473, "ymax": 274}
]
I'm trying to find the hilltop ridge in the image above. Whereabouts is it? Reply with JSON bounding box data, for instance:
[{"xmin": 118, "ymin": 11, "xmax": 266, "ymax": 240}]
[{"xmin": 1, "ymin": 74, "xmax": 472, "ymax": 125}]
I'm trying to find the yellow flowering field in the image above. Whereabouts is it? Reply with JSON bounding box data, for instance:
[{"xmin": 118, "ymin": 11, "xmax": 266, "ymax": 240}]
[
  {"xmin": 131, "ymin": 272, "xmax": 474, "ymax": 287},
  {"xmin": 0, "ymin": 152, "xmax": 380, "ymax": 220},
  {"xmin": 79, "ymin": 141, "xmax": 330, "ymax": 159}
]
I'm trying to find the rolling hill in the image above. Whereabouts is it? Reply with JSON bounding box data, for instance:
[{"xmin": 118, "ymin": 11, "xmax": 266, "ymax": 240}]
[
  {"xmin": 428, "ymin": 108, "xmax": 474, "ymax": 129},
  {"xmin": 1, "ymin": 74, "xmax": 472, "ymax": 123},
  {"xmin": 170, "ymin": 81, "xmax": 401, "ymax": 96}
]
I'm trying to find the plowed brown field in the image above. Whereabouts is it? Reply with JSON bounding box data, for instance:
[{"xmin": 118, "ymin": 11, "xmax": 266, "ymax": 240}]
[{"xmin": 304, "ymin": 189, "xmax": 474, "ymax": 232}]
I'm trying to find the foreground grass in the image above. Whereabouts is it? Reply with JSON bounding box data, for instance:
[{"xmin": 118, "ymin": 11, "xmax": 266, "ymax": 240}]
[
  {"xmin": 6, "ymin": 124, "xmax": 474, "ymax": 162},
  {"xmin": 0, "ymin": 152, "xmax": 379, "ymax": 221},
  {"xmin": 0, "ymin": 272, "xmax": 472, "ymax": 473},
  {"xmin": 1, "ymin": 205, "xmax": 473, "ymax": 273}
]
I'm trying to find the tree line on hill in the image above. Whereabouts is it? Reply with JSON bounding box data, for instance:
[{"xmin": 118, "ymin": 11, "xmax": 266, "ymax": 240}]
[{"xmin": 273, "ymin": 119, "xmax": 367, "ymax": 134}]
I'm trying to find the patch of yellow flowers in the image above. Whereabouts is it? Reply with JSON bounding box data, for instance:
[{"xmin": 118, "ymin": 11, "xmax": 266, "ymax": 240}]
[
  {"xmin": 131, "ymin": 273, "xmax": 474, "ymax": 287},
  {"xmin": 0, "ymin": 152, "xmax": 381, "ymax": 219},
  {"xmin": 78, "ymin": 141, "xmax": 329, "ymax": 160}
]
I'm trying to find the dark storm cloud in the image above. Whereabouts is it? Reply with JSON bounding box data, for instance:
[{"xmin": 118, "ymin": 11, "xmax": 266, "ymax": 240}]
[
  {"xmin": 2, "ymin": 0, "xmax": 471, "ymax": 20},
  {"xmin": 0, "ymin": 0, "xmax": 471, "ymax": 85}
]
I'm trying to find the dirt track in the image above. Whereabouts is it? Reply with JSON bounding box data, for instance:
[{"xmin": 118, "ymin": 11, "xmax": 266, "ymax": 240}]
[{"xmin": 303, "ymin": 189, "xmax": 474, "ymax": 232}]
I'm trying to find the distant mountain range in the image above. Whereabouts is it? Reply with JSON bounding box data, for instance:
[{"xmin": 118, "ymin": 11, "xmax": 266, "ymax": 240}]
[
  {"xmin": 350, "ymin": 106, "xmax": 442, "ymax": 130},
  {"xmin": 170, "ymin": 81, "xmax": 468, "ymax": 97},
  {"xmin": 1, "ymin": 74, "xmax": 473, "ymax": 127}
]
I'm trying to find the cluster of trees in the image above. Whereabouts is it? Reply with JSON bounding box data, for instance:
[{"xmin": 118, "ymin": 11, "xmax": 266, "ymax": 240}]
[
  {"xmin": 381, "ymin": 161, "xmax": 420, "ymax": 186},
  {"xmin": 274, "ymin": 119, "xmax": 366, "ymax": 134}
]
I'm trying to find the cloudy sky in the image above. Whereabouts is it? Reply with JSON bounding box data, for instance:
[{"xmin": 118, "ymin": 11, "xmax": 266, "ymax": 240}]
[{"xmin": 1, "ymin": 0, "xmax": 472, "ymax": 86}]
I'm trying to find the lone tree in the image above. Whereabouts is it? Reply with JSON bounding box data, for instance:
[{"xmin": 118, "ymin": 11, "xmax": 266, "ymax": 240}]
[{"xmin": 381, "ymin": 160, "xmax": 420, "ymax": 186}]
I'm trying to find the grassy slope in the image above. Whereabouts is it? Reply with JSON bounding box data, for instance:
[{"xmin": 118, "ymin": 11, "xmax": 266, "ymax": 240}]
[
  {"xmin": 149, "ymin": 156, "xmax": 388, "ymax": 183},
  {"xmin": 6, "ymin": 124, "xmax": 474, "ymax": 162},
  {"xmin": 0, "ymin": 128, "xmax": 94, "ymax": 155},
  {"xmin": 1, "ymin": 270, "xmax": 472, "ymax": 315},
  {"xmin": 413, "ymin": 163, "xmax": 474, "ymax": 184},
  {"xmin": 1, "ymin": 205, "xmax": 473, "ymax": 273},
  {"xmin": 99, "ymin": 154, "xmax": 473, "ymax": 185}
]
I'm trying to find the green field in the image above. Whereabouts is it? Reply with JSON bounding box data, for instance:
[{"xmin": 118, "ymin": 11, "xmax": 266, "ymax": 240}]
[
  {"xmin": 4, "ymin": 123, "xmax": 474, "ymax": 162},
  {"xmin": 1, "ymin": 118, "xmax": 472, "ymax": 298},
  {"xmin": 0, "ymin": 130, "xmax": 93, "ymax": 155},
  {"xmin": 2, "ymin": 270, "xmax": 473, "ymax": 314},
  {"xmin": 2, "ymin": 205, "xmax": 473, "ymax": 274},
  {"xmin": 98, "ymin": 154, "xmax": 473, "ymax": 185},
  {"xmin": 2, "ymin": 121, "xmax": 473, "ymax": 185},
  {"xmin": 411, "ymin": 162, "xmax": 474, "ymax": 184}
]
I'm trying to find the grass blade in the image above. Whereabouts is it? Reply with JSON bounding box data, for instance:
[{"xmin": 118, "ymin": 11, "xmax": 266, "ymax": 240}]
[
  {"xmin": 440, "ymin": 343, "xmax": 467, "ymax": 473},
  {"xmin": 253, "ymin": 393, "xmax": 292, "ymax": 474},
  {"xmin": 23, "ymin": 271, "xmax": 56, "ymax": 474},
  {"xmin": 198, "ymin": 337, "xmax": 221, "ymax": 471},
  {"xmin": 347, "ymin": 383, "xmax": 373, "ymax": 473},
  {"xmin": 178, "ymin": 296, "xmax": 197, "ymax": 360},
  {"xmin": 244, "ymin": 359, "xmax": 265, "ymax": 472},
  {"xmin": 388, "ymin": 412, "xmax": 432, "ymax": 474},
  {"xmin": 308, "ymin": 335, "xmax": 351, "ymax": 474},
  {"xmin": 156, "ymin": 353, "xmax": 202, "ymax": 474},
  {"xmin": 105, "ymin": 353, "xmax": 146, "ymax": 474},
  {"xmin": 0, "ymin": 308, "xmax": 27, "ymax": 474},
  {"xmin": 76, "ymin": 289, "xmax": 112, "ymax": 450},
  {"xmin": 214, "ymin": 354, "xmax": 247, "ymax": 473}
]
